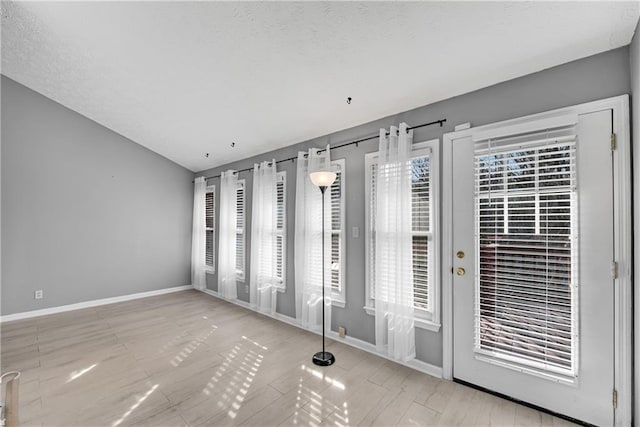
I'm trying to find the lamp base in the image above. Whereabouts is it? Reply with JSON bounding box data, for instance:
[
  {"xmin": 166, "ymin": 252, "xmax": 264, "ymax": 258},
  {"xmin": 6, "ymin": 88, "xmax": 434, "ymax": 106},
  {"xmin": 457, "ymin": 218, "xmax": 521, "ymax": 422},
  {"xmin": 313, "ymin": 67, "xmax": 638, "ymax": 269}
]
[{"xmin": 312, "ymin": 351, "xmax": 335, "ymax": 366}]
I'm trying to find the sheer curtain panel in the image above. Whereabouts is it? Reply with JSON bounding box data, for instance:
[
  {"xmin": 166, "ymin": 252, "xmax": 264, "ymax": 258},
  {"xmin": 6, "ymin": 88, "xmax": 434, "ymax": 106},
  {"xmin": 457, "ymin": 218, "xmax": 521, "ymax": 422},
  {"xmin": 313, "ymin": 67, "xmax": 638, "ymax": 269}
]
[
  {"xmin": 375, "ymin": 123, "xmax": 416, "ymax": 361},
  {"xmin": 218, "ymin": 170, "xmax": 238, "ymax": 299},
  {"xmin": 191, "ymin": 177, "xmax": 207, "ymax": 291},
  {"xmin": 250, "ymin": 160, "xmax": 278, "ymax": 314},
  {"xmin": 295, "ymin": 146, "xmax": 332, "ymax": 332}
]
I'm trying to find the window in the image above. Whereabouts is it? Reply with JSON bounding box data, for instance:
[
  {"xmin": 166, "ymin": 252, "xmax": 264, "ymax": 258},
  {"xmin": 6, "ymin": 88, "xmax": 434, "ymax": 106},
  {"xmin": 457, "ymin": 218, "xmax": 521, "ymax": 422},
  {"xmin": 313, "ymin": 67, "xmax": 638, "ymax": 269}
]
[
  {"xmin": 205, "ymin": 185, "xmax": 215, "ymax": 272},
  {"xmin": 474, "ymin": 128, "xmax": 577, "ymax": 376},
  {"xmin": 365, "ymin": 141, "xmax": 440, "ymax": 329},
  {"xmin": 330, "ymin": 159, "xmax": 346, "ymax": 306},
  {"xmin": 236, "ymin": 179, "xmax": 246, "ymax": 281},
  {"xmin": 276, "ymin": 171, "xmax": 286, "ymax": 289}
]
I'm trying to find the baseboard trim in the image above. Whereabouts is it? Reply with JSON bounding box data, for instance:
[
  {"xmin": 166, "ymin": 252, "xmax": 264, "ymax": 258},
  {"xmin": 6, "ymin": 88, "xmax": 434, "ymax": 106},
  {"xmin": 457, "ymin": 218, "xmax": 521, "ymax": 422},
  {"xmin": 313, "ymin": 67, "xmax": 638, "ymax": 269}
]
[
  {"xmin": 325, "ymin": 330, "xmax": 444, "ymax": 378},
  {"xmin": 200, "ymin": 288, "xmax": 443, "ymax": 379},
  {"xmin": 0, "ymin": 285, "xmax": 194, "ymax": 323}
]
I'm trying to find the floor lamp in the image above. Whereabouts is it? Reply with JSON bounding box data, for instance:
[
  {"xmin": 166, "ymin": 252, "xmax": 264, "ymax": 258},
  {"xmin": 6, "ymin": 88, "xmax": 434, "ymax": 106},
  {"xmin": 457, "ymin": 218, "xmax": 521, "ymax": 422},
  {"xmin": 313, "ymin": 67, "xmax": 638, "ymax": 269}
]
[{"xmin": 309, "ymin": 167, "xmax": 336, "ymax": 367}]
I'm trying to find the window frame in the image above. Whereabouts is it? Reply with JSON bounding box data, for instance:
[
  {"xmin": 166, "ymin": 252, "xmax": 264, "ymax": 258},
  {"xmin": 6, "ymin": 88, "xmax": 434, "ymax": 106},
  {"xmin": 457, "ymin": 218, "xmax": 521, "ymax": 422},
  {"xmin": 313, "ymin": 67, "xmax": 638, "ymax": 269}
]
[
  {"xmin": 205, "ymin": 184, "xmax": 216, "ymax": 273},
  {"xmin": 236, "ymin": 179, "xmax": 246, "ymax": 282},
  {"xmin": 275, "ymin": 171, "xmax": 287, "ymax": 291},
  {"xmin": 330, "ymin": 159, "xmax": 346, "ymax": 307},
  {"xmin": 364, "ymin": 139, "xmax": 441, "ymax": 331}
]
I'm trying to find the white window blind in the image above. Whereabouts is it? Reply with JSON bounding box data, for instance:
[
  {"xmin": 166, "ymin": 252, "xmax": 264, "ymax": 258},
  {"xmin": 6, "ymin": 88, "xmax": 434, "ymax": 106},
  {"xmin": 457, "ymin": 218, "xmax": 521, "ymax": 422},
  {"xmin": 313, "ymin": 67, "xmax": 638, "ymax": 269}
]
[
  {"xmin": 205, "ymin": 186, "xmax": 215, "ymax": 271},
  {"xmin": 236, "ymin": 180, "xmax": 246, "ymax": 281},
  {"xmin": 367, "ymin": 148, "xmax": 435, "ymax": 316},
  {"xmin": 411, "ymin": 157, "xmax": 431, "ymax": 311},
  {"xmin": 276, "ymin": 172, "xmax": 286, "ymax": 288},
  {"xmin": 474, "ymin": 125, "xmax": 578, "ymax": 376},
  {"xmin": 330, "ymin": 159, "xmax": 345, "ymax": 303}
]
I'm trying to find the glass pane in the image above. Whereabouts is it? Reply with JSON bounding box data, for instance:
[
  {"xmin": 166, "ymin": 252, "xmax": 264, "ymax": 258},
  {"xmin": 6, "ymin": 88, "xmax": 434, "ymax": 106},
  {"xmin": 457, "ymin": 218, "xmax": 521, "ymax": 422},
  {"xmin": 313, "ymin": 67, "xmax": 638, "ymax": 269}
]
[{"xmin": 475, "ymin": 141, "xmax": 576, "ymax": 375}]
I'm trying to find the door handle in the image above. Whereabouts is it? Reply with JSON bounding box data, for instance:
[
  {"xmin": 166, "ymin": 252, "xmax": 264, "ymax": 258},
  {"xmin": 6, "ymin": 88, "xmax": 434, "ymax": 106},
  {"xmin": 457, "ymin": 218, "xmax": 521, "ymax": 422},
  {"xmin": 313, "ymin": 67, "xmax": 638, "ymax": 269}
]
[{"xmin": 456, "ymin": 267, "xmax": 466, "ymax": 276}]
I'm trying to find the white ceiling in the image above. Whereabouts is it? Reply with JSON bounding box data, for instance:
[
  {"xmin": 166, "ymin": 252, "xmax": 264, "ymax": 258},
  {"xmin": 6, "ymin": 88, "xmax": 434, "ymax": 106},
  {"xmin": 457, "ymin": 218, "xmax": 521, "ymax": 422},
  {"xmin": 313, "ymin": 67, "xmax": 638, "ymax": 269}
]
[{"xmin": 2, "ymin": 1, "xmax": 639, "ymax": 172}]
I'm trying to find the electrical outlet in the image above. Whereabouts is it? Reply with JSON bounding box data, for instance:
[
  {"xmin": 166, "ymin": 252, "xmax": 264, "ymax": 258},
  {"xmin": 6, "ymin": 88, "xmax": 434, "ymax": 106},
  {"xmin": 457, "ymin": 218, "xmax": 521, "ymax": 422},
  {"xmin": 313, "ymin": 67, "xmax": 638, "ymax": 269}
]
[
  {"xmin": 352, "ymin": 227, "xmax": 360, "ymax": 238},
  {"xmin": 338, "ymin": 326, "xmax": 346, "ymax": 338},
  {"xmin": 245, "ymin": 285, "xmax": 249, "ymax": 293},
  {"xmin": 34, "ymin": 290, "xmax": 43, "ymax": 300}
]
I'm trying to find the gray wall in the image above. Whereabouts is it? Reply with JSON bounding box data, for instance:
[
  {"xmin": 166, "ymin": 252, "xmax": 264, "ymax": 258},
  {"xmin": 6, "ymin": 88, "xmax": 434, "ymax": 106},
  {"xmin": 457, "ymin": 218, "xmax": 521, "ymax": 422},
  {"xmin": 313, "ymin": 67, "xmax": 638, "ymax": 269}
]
[
  {"xmin": 630, "ymin": 19, "xmax": 639, "ymax": 426},
  {"xmin": 198, "ymin": 46, "xmax": 631, "ymax": 368},
  {"xmin": 1, "ymin": 76, "xmax": 194, "ymax": 315}
]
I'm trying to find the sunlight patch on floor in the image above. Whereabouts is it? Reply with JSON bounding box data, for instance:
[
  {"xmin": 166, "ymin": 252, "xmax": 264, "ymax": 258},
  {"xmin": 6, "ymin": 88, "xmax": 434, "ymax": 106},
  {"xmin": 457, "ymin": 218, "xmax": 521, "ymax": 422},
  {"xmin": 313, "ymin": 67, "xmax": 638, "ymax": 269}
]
[
  {"xmin": 111, "ymin": 383, "xmax": 158, "ymax": 427},
  {"xmin": 301, "ymin": 364, "xmax": 345, "ymax": 390},
  {"xmin": 241, "ymin": 335, "xmax": 268, "ymax": 350},
  {"xmin": 292, "ymin": 366, "xmax": 350, "ymax": 426},
  {"xmin": 169, "ymin": 326, "xmax": 217, "ymax": 367},
  {"xmin": 331, "ymin": 402, "xmax": 350, "ymax": 427},
  {"xmin": 198, "ymin": 343, "xmax": 265, "ymax": 421},
  {"xmin": 66, "ymin": 363, "xmax": 98, "ymax": 384},
  {"xmin": 159, "ymin": 333, "xmax": 190, "ymax": 354}
]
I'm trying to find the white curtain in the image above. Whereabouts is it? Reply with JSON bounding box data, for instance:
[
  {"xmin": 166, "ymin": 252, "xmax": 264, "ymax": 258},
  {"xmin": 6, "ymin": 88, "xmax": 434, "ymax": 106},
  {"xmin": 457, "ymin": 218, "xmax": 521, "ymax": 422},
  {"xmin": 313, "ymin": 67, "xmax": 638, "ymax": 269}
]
[
  {"xmin": 218, "ymin": 170, "xmax": 238, "ymax": 300},
  {"xmin": 191, "ymin": 177, "xmax": 207, "ymax": 291},
  {"xmin": 295, "ymin": 146, "xmax": 332, "ymax": 332},
  {"xmin": 374, "ymin": 123, "xmax": 416, "ymax": 361},
  {"xmin": 250, "ymin": 160, "xmax": 278, "ymax": 314}
]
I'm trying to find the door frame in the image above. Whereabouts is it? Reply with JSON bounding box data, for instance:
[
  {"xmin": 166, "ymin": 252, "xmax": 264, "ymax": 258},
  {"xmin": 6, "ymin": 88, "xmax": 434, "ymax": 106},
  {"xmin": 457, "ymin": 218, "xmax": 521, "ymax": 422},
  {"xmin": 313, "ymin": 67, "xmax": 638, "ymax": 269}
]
[{"xmin": 441, "ymin": 95, "xmax": 632, "ymax": 425}]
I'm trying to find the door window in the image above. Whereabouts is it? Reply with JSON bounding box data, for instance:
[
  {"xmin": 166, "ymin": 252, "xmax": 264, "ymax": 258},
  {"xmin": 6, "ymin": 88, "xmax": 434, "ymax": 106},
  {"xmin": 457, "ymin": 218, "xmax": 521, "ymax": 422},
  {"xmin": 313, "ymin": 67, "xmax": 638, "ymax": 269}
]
[{"xmin": 474, "ymin": 126, "xmax": 578, "ymax": 377}]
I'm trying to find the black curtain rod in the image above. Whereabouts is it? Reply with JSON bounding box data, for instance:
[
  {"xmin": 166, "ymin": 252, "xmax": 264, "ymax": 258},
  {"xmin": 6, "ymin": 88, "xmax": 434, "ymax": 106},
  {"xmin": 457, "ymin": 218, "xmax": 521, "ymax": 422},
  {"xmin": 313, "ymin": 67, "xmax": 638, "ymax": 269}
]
[{"xmin": 201, "ymin": 118, "xmax": 446, "ymax": 181}]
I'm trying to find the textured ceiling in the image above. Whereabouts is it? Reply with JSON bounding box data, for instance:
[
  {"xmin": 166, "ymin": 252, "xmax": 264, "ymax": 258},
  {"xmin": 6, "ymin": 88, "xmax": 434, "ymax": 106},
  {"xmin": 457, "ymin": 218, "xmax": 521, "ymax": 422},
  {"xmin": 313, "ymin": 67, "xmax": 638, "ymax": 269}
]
[{"xmin": 2, "ymin": 1, "xmax": 639, "ymax": 172}]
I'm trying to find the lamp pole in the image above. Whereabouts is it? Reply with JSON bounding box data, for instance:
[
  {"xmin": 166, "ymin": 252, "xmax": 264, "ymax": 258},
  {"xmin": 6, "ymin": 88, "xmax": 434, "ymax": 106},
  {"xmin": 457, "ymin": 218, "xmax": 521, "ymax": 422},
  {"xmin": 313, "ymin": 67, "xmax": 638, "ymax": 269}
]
[
  {"xmin": 312, "ymin": 184, "xmax": 335, "ymax": 366},
  {"xmin": 321, "ymin": 185, "xmax": 326, "ymax": 356}
]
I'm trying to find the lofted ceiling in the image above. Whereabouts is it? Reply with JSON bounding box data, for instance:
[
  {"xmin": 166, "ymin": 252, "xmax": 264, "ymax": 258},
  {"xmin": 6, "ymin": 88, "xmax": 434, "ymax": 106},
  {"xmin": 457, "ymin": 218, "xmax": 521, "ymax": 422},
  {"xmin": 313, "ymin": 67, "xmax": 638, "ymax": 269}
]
[{"xmin": 2, "ymin": 1, "xmax": 639, "ymax": 172}]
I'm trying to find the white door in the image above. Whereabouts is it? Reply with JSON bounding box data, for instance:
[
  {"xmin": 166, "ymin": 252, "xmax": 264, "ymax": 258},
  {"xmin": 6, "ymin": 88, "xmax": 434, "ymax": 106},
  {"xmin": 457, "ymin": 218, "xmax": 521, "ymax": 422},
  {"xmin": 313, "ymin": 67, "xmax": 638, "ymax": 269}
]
[{"xmin": 452, "ymin": 110, "xmax": 614, "ymax": 426}]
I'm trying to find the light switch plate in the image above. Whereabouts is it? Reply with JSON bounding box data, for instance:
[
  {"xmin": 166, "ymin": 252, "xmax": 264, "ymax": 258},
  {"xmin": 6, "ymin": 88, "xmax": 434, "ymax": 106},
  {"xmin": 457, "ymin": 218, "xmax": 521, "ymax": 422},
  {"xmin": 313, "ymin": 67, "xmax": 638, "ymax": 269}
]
[{"xmin": 352, "ymin": 227, "xmax": 360, "ymax": 238}]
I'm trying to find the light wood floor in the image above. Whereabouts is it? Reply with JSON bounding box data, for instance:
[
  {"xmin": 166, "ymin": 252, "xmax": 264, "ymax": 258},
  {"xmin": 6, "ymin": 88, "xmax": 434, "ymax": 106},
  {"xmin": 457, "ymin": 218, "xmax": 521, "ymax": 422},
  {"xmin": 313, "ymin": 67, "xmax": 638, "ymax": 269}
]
[{"xmin": 1, "ymin": 290, "xmax": 577, "ymax": 427}]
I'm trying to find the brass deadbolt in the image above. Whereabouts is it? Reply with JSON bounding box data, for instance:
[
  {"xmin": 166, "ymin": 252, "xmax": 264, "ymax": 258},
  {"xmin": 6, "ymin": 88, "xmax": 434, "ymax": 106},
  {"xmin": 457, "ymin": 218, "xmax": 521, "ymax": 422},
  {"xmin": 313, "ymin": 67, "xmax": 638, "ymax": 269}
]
[
  {"xmin": 456, "ymin": 251, "xmax": 465, "ymax": 259},
  {"xmin": 456, "ymin": 267, "xmax": 466, "ymax": 276}
]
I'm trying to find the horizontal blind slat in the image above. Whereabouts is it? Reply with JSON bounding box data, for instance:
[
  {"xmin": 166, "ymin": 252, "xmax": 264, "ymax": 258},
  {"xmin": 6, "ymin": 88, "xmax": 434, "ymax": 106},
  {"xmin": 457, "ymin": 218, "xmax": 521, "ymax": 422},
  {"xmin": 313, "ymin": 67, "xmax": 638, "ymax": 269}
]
[
  {"xmin": 276, "ymin": 174, "xmax": 286, "ymax": 284},
  {"xmin": 474, "ymin": 129, "xmax": 577, "ymax": 375},
  {"xmin": 236, "ymin": 181, "xmax": 245, "ymax": 276},
  {"xmin": 330, "ymin": 165, "xmax": 343, "ymax": 293},
  {"xmin": 205, "ymin": 189, "xmax": 215, "ymax": 268}
]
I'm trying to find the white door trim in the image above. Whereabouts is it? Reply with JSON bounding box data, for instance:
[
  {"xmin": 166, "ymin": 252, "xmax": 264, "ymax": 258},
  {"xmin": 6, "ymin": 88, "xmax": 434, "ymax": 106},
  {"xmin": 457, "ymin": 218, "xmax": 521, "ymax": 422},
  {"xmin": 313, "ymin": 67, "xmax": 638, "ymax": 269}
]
[{"xmin": 441, "ymin": 95, "xmax": 632, "ymax": 426}]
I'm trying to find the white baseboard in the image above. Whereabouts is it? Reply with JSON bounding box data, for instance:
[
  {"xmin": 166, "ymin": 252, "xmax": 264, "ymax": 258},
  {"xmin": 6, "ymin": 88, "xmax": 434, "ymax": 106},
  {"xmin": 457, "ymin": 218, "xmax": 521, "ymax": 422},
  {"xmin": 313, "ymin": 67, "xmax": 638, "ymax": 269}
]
[
  {"xmin": 201, "ymin": 288, "xmax": 251, "ymax": 308},
  {"xmin": 200, "ymin": 288, "xmax": 443, "ymax": 379},
  {"xmin": 0, "ymin": 285, "xmax": 194, "ymax": 323},
  {"xmin": 325, "ymin": 330, "xmax": 443, "ymax": 378}
]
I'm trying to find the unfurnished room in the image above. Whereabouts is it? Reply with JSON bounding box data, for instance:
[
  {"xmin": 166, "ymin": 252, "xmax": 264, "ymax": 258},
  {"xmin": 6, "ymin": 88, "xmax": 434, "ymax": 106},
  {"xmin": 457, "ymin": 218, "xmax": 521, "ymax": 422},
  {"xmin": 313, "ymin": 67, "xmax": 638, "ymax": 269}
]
[{"xmin": 1, "ymin": 1, "xmax": 640, "ymax": 426}]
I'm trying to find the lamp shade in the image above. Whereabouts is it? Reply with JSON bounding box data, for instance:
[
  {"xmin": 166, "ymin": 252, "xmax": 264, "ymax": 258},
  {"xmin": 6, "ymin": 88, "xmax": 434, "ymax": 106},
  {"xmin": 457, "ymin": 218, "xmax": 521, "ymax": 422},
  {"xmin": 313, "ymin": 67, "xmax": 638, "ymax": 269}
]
[
  {"xmin": 308, "ymin": 144, "xmax": 336, "ymax": 188},
  {"xmin": 309, "ymin": 170, "xmax": 337, "ymax": 187}
]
